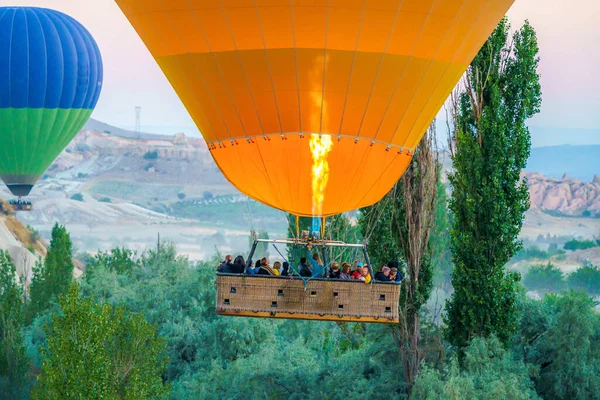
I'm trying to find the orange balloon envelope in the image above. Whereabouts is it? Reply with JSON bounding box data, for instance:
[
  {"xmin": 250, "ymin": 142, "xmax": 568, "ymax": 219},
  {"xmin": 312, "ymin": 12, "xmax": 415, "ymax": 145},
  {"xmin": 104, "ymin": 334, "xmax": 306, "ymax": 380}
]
[{"xmin": 116, "ymin": 0, "xmax": 513, "ymax": 217}]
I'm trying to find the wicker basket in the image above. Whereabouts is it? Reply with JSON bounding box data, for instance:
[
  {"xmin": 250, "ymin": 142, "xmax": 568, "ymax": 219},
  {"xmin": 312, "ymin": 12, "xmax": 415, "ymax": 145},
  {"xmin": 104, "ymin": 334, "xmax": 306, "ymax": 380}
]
[{"xmin": 216, "ymin": 274, "xmax": 400, "ymax": 324}]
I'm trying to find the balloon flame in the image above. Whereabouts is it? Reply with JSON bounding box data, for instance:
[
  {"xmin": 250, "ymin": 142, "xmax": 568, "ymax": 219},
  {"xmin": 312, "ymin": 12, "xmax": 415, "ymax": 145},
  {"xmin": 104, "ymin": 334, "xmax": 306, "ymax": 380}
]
[{"xmin": 309, "ymin": 134, "xmax": 333, "ymax": 217}]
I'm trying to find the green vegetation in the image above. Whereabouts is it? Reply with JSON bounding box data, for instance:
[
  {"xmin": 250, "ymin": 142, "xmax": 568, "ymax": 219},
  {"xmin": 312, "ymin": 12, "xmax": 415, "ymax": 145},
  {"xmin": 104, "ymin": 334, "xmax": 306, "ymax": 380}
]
[
  {"xmin": 523, "ymin": 263, "xmax": 566, "ymax": 293},
  {"xmin": 202, "ymin": 190, "xmax": 214, "ymax": 200},
  {"xmin": 98, "ymin": 197, "xmax": 112, "ymax": 203},
  {"xmin": 522, "ymin": 261, "xmax": 600, "ymax": 297},
  {"xmin": 564, "ymin": 238, "xmax": 598, "ymax": 251},
  {"xmin": 27, "ymin": 224, "xmax": 41, "ymax": 243},
  {"xmin": 170, "ymin": 197, "xmax": 284, "ymax": 230},
  {"xmin": 70, "ymin": 193, "xmax": 84, "ymax": 202},
  {"xmin": 566, "ymin": 263, "xmax": 600, "ymax": 296},
  {"xmin": 90, "ymin": 181, "xmax": 183, "ymax": 202},
  {"xmin": 0, "ymin": 250, "xmax": 30, "ymax": 399},
  {"xmin": 33, "ymin": 283, "xmax": 169, "ymax": 399},
  {"xmin": 413, "ymin": 336, "xmax": 539, "ymax": 399},
  {"xmin": 27, "ymin": 224, "xmax": 75, "ymax": 322},
  {"xmin": 515, "ymin": 292, "xmax": 600, "ymax": 399},
  {"xmin": 144, "ymin": 150, "xmax": 159, "ymax": 160},
  {"xmin": 177, "ymin": 192, "xmax": 186, "ymax": 200},
  {"xmin": 445, "ymin": 19, "xmax": 541, "ymax": 351}
]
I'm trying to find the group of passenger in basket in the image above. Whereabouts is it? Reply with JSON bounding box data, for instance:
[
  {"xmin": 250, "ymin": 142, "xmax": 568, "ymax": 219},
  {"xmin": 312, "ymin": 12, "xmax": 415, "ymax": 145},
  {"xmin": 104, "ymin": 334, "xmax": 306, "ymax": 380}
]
[{"xmin": 217, "ymin": 253, "xmax": 403, "ymax": 283}]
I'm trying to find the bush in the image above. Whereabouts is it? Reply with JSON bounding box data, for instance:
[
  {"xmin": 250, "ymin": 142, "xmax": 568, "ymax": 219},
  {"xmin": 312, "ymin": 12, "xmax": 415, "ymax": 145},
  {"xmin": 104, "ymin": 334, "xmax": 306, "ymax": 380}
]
[
  {"xmin": 99, "ymin": 197, "xmax": 112, "ymax": 203},
  {"xmin": 27, "ymin": 225, "xmax": 41, "ymax": 243},
  {"xmin": 75, "ymin": 143, "xmax": 90, "ymax": 153},
  {"xmin": 513, "ymin": 246, "xmax": 550, "ymax": 261},
  {"xmin": 202, "ymin": 191, "xmax": 214, "ymax": 200},
  {"xmin": 70, "ymin": 193, "xmax": 84, "ymax": 202},
  {"xmin": 564, "ymin": 239, "xmax": 597, "ymax": 251},
  {"xmin": 77, "ymin": 172, "xmax": 88, "ymax": 179},
  {"xmin": 144, "ymin": 151, "xmax": 159, "ymax": 160},
  {"xmin": 144, "ymin": 163, "xmax": 154, "ymax": 171},
  {"xmin": 177, "ymin": 192, "xmax": 186, "ymax": 200},
  {"xmin": 523, "ymin": 263, "xmax": 566, "ymax": 293},
  {"xmin": 567, "ymin": 264, "xmax": 600, "ymax": 296}
]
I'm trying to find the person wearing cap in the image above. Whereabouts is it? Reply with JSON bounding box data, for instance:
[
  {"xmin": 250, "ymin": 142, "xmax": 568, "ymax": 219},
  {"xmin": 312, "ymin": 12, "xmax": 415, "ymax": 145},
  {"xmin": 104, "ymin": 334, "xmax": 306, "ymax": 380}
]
[{"xmin": 351, "ymin": 262, "xmax": 364, "ymax": 279}]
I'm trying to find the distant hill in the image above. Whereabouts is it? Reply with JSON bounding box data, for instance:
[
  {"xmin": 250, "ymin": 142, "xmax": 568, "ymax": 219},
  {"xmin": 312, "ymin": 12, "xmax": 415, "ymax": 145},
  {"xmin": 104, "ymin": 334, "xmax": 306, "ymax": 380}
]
[
  {"xmin": 526, "ymin": 145, "xmax": 600, "ymax": 181},
  {"xmin": 83, "ymin": 118, "xmax": 174, "ymax": 140}
]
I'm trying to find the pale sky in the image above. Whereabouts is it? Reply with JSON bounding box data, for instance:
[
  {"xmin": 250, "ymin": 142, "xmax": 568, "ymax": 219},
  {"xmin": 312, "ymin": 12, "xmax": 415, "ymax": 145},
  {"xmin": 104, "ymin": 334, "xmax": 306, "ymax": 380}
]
[{"xmin": 5, "ymin": 0, "xmax": 600, "ymax": 144}]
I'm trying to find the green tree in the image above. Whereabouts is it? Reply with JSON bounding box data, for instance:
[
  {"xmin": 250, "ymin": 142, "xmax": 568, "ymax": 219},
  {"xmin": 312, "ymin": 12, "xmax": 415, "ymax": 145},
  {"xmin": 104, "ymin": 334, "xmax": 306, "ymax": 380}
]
[
  {"xmin": 412, "ymin": 336, "xmax": 539, "ymax": 400},
  {"xmin": 444, "ymin": 19, "xmax": 542, "ymax": 351},
  {"xmin": 566, "ymin": 263, "xmax": 600, "ymax": 296},
  {"xmin": 33, "ymin": 283, "xmax": 170, "ymax": 399},
  {"xmin": 359, "ymin": 128, "xmax": 439, "ymax": 394},
  {"xmin": 0, "ymin": 250, "xmax": 30, "ymax": 399},
  {"xmin": 523, "ymin": 263, "xmax": 566, "ymax": 293},
  {"xmin": 515, "ymin": 292, "xmax": 600, "ymax": 399},
  {"xmin": 27, "ymin": 223, "xmax": 75, "ymax": 322},
  {"xmin": 430, "ymin": 170, "xmax": 452, "ymax": 287}
]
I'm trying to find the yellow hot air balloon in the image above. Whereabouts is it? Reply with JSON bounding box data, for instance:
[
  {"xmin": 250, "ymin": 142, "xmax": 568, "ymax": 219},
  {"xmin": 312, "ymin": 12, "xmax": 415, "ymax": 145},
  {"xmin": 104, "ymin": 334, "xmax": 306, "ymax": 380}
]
[{"xmin": 116, "ymin": 0, "xmax": 513, "ymax": 217}]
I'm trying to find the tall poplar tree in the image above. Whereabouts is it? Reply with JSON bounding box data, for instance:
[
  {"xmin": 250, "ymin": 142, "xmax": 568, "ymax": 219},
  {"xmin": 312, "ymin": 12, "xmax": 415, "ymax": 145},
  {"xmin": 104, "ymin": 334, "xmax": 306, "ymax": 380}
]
[
  {"xmin": 0, "ymin": 250, "xmax": 30, "ymax": 398},
  {"xmin": 444, "ymin": 19, "xmax": 542, "ymax": 350},
  {"xmin": 27, "ymin": 223, "xmax": 74, "ymax": 321}
]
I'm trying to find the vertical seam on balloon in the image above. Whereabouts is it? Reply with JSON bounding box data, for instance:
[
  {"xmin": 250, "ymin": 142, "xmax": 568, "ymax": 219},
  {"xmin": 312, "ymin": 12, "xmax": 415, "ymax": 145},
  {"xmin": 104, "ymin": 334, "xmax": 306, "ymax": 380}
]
[
  {"xmin": 253, "ymin": 1, "xmax": 283, "ymax": 134},
  {"xmin": 146, "ymin": 0, "xmax": 222, "ymax": 143},
  {"xmin": 253, "ymin": 1, "xmax": 291, "ymax": 210},
  {"xmin": 22, "ymin": 9, "xmax": 30, "ymax": 176},
  {"xmin": 288, "ymin": 0, "xmax": 303, "ymax": 134},
  {"xmin": 50, "ymin": 13, "xmax": 78, "ymax": 165},
  {"xmin": 318, "ymin": 0, "xmax": 331, "ymax": 134},
  {"xmin": 0, "ymin": 9, "xmax": 12, "ymax": 174},
  {"xmin": 37, "ymin": 12, "xmax": 62, "ymax": 176},
  {"xmin": 217, "ymin": 1, "xmax": 266, "ymax": 136},
  {"xmin": 397, "ymin": 1, "xmax": 490, "ymax": 150},
  {"xmin": 180, "ymin": 1, "xmax": 247, "ymax": 140},
  {"xmin": 335, "ymin": 136, "xmax": 372, "ymax": 212},
  {"xmin": 7, "ymin": 10, "xmax": 18, "ymax": 179},
  {"xmin": 350, "ymin": 150, "xmax": 406, "ymax": 212},
  {"xmin": 388, "ymin": 0, "xmax": 471, "ymax": 147},
  {"xmin": 355, "ymin": 1, "xmax": 403, "ymax": 139},
  {"xmin": 337, "ymin": 0, "xmax": 367, "ymax": 136},
  {"xmin": 371, "ymin": 0, "xmax": 439, "ymax": 142},
  {"xmin": 25, "ymin": 10, "xmax": 46, "ymax": 178},
  {"xmin": 73, "ymin": 22, "xmax": 96, "ymax": 110},
  {"xmin": 181, "ymin": 2, "xmax": 278, "ymax": 203}
]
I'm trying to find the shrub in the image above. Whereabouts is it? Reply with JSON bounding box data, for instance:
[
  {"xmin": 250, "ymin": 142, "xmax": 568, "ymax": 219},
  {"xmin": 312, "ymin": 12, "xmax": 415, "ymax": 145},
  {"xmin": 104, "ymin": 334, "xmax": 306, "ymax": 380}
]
[
  {"xmin": 202, "ymin": 191, "xmax": 214, "ymax": 200},
  {"xmin": 144, "ymin": 150, "xmax": 159, "ymax": 160},
  {"xmin": 177, "ymin": 192, "xmax": 186, "ymax": 200},
  {"xmin": 27, "ymin": 225, "xmax": 41, "ymax": 243},
  {"xmin": 70, "ymin": 193, "xmax": 84, "ymax": 202},
  {"xmin": 523, "ymin": 263, "xmax": 566, "ymax": 293},
  {"xmin": 144, "ymin": 163, "xmax": 154, "ymax": 171},
  {"xmin": 567, "ymin": 263, "xmax": 600, "ymax": 296},
  {"xmin": 99, "ymin": 197, "xmax": 112, "ymax": 203},
  {"xmin": 564, "ymin": 239, "xmax": 597, "ymax": 251}
]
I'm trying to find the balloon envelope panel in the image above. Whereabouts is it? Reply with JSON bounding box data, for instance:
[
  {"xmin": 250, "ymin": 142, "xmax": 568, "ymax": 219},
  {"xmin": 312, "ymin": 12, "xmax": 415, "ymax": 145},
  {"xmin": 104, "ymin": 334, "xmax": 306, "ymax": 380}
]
[
  {"xmin": 0, "ymin": 7, "xmax": 103, "ymax": 196},
  {"xmin": 117, "ymin": 0, "xmax": 512, "ymax": 216}
]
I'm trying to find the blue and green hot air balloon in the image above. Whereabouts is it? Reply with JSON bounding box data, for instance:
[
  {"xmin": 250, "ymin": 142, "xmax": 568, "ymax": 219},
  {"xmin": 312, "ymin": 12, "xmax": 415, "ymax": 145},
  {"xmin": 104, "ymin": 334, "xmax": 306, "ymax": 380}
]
[{"xmin": 0, "ymin": 7, "xmax": 103, "ymax": 196}]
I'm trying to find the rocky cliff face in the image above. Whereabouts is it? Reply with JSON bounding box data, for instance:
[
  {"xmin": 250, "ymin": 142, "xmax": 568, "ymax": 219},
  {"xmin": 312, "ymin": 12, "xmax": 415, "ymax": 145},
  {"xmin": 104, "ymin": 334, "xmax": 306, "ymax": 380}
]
[{"xmin": 527, "ymin": 172, "xmax": 600, "ymax": 217}]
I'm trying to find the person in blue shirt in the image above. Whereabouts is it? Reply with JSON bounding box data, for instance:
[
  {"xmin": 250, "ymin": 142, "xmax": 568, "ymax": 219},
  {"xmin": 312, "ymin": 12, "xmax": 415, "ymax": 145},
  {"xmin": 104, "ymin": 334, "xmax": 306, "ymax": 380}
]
[{"xmin": 310, "ymin": 252, "xmax": 325, "ymax": 277}]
